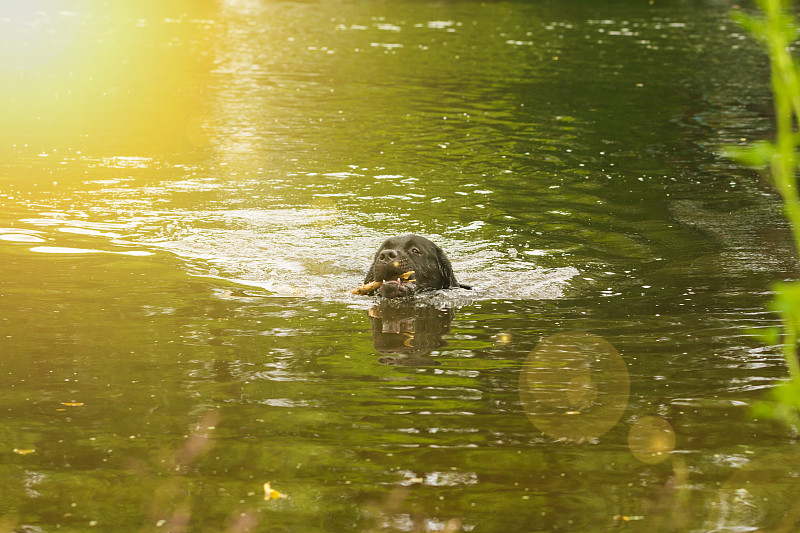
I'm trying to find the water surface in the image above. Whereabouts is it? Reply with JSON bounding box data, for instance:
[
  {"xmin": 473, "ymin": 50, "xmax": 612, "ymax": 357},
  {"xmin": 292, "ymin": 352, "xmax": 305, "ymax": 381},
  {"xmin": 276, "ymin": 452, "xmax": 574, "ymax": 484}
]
[{"xmin": 1, "ymin": 1, "xmax": 798, "ymax": 532}]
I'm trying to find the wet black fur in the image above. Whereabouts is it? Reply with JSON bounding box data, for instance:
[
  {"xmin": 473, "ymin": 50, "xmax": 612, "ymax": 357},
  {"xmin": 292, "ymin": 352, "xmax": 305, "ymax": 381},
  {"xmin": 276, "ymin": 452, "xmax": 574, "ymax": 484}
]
[{"xmin": 363, "ymin": 234, "xmax": 468, "ymax": 298}]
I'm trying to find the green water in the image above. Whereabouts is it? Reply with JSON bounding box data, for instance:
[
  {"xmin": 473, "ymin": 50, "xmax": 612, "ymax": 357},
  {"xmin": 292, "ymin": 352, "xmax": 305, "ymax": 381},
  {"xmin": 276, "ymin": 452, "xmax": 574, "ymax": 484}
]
[{"xmin": 1, "ymin": 0, "xmax": 798, "ymax": 531}]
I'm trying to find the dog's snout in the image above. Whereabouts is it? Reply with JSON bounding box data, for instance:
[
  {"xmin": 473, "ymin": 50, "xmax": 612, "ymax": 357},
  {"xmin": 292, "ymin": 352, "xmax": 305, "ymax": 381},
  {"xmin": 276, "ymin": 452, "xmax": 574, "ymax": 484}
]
[{"xmin": 378, "ymin": 249, "xmax": 398, "ymax": 263}]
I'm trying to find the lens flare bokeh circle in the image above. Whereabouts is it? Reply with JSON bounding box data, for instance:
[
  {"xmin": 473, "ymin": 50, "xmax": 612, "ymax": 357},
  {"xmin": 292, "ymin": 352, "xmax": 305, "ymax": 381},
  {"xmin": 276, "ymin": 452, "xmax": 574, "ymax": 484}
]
[{"xmin": 519, "ymin": 331, "xmax": 630, "ymax": 441}]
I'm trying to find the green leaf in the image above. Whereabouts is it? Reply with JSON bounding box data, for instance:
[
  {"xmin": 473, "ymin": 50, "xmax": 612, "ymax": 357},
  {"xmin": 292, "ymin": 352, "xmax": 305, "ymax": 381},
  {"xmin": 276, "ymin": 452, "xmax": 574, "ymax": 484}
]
[
  {"xmin": 734, "ymin": 6, "xmax": 800, "ymax": 47},
  {"xmin": 748, "ymin": 325, "xmax": 781, "ymax": 345},
  {"xmin": 750, "ymin": 399, "xmax": 778, "ymax": 419},
  {"xmin": 769, "ymin": 281, "xmax": 800, "ymax": 323},
  {"xmin": 722, "ymin": 141, "xmax": 776, "ymax": 168},
  {"xmin": 750, "ymin": 379, "xmax": 800, "ymax": 429},
  {"xmin": 731, "ymin": 11, "xmax": 768, "ymax": 42},
  {"xmin": 776, "ymin": 13, "xmax": 800, "ymax": 44}
]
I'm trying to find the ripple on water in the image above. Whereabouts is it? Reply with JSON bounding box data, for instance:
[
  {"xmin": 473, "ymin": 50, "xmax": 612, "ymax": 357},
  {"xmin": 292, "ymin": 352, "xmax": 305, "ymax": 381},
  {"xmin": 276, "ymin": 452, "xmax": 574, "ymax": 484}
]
[
  {"xmin": 132, "ymin": 208, "xmax": 579, "ymax": 301},
  {"xmin": 29, "ymin": 246, "xmax": 153, "ymax": 256},
  {"xmin": 0, "ymin": 232, "xmax": 46, "ymax": 243}
]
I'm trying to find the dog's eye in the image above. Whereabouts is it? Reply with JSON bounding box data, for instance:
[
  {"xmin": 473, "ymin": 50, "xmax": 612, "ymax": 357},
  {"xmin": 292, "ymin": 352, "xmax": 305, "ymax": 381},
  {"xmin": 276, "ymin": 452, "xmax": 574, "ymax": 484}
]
[{"xmin": 410, "ymin": 247, "xmax": 421, "ymax": 255}]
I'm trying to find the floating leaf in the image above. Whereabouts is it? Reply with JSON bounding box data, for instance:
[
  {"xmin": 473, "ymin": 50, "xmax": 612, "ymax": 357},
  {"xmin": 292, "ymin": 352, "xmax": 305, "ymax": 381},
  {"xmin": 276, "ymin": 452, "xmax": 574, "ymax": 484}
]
[
  {"xmin": 263, "ymin": 482, "xmax": 285, "ymax": 501},
  {"xmin": 13, "ymin": 448, "xmax": 35, "ymax": 455},
  {"xmin": 613, "ymin": 515, "xmax": 644, "ymax": 522},
  {"xmin": 61, "ymin": 402, "xmax": 84, "ymax": 407}
]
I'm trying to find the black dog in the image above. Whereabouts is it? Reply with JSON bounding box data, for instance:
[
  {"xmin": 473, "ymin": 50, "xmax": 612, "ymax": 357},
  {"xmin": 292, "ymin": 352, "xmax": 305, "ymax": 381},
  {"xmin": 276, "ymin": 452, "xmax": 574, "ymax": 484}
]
[{"xmin": 363, "ymin": 234, "xmax": 470, "ymax": 298}]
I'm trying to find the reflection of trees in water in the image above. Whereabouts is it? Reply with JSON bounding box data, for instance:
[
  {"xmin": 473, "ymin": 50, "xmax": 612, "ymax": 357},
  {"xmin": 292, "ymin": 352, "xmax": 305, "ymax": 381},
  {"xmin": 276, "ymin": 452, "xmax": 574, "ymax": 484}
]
[{"xmin": 706, "ymin": 451, "xmax": 800, "ymax": 533}]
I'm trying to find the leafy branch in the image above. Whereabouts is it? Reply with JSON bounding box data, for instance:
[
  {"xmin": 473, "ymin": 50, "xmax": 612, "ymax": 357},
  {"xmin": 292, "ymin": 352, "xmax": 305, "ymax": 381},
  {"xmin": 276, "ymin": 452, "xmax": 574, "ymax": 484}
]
[{"xmin": 726, "ymin": 0, "xmax": 800, "ymax": 428}]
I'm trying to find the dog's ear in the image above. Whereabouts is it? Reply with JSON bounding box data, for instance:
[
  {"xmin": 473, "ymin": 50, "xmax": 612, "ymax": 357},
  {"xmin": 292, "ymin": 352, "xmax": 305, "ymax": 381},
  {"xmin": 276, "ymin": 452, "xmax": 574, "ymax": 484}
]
[{"xmin": 434, "ymin": 244, "xmax": 459, "ymax": 288}]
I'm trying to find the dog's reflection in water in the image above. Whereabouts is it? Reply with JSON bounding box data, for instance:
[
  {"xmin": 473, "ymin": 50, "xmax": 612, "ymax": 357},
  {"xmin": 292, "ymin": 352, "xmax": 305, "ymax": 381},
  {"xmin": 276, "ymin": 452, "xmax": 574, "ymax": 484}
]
[{"xmin": 368, "ymin": 300, "xmax": 454, "ymax": 366}]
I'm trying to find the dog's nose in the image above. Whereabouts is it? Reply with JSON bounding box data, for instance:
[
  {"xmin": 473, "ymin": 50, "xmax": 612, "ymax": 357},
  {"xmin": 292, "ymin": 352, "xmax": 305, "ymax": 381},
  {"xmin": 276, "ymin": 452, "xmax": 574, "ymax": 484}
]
[{"xmin": 378, "ymin": 249, "xmax": 398, "ymax": 262}]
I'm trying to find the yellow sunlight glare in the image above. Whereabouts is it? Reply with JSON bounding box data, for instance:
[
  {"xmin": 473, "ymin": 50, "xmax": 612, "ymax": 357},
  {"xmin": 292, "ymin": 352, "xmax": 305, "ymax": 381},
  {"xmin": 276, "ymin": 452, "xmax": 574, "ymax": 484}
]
[{"xmin": 0, "ymin": 0, "xmax": 214, "ymax": 156}]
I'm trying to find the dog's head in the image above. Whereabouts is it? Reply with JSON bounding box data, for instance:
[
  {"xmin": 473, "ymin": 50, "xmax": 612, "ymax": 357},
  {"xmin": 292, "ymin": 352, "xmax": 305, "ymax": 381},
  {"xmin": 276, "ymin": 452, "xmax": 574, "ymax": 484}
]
[{"xmin": 365, "ymin": 234, "xmax": 459, "ymax": 293}]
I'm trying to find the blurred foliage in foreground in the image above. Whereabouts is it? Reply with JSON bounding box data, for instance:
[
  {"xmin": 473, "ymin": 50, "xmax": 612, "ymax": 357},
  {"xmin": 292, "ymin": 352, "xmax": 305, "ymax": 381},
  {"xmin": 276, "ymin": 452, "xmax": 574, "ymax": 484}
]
[{"xmin": 726, "ymin": 0, "xmax": 800, "ymax": 429}]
